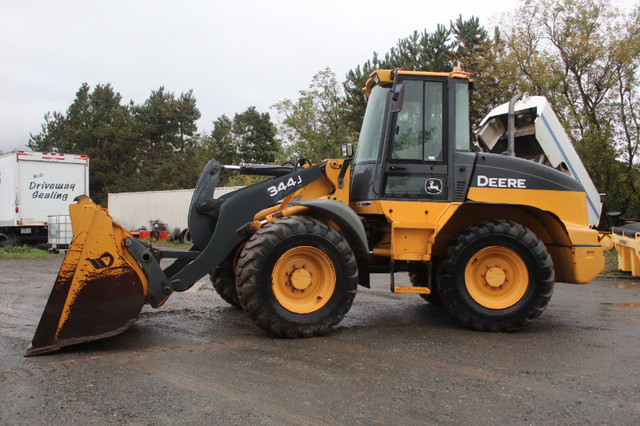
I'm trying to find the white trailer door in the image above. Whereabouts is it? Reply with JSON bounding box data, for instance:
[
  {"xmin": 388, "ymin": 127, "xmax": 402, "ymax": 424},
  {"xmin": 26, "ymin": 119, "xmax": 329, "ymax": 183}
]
[{"xmin": 18, "ymin": 160, "xmax": 88, "ymax": 223}]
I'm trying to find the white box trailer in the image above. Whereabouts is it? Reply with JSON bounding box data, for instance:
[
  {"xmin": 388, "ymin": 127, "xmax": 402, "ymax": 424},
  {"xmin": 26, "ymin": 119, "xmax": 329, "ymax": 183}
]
[
  {"xmin": 107, "ymin": 186, "xmax": 242, "ymax": 243},
  {"xmin": 0, "ymin": 151, "xmax": 89, "ymax": 244}
]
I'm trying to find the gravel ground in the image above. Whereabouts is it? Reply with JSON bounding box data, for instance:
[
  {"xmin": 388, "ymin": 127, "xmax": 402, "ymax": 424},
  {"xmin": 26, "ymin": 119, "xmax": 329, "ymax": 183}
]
[{"xmin": 1, "ymin": 257, "xmax": 639, "ymax": 424}]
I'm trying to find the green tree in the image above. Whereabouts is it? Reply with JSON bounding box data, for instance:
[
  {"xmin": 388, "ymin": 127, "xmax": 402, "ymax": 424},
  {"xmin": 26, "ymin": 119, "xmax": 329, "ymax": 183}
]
[
  {"xmin": 450, "ymin": 16, "xmax": 513, "ymax": 127},
  {"xmin": 28, "ymin": 83, "xmax": 139, "ymax": 204},
  {"xmin": 343, "ymin": 17, "xmax": 499, "ymax": 136},
  {"xmin": 202, "ymin": 114, "xmax": 236, "ymax": 164},
  {"xmin": 383, "ymin": 25, "xmax": 453, "ymax": 71},
  {"xmin": 233, "ymin": 107, "xmax": 280, "ymax": 163},
  {"xmin": 342, "ymin": 57, "xmax": 381, "ymax": 147},
  {"xmin": 29, "ymin": 84, "xmax": 202, "ymax": 202},
  {"xmin": 133, "ymin": 87, "xmax": 202, "ymax": 190},
  {"xmin": 611, "ymin": 6, "xmax": 640, "ymax": 216},
  {"xmin": 272, "ymin": 68, "xmax": 355, "ymax": 162},
  {"xmin": 28, "ymin": 111, "xmax": 67, "ymax": 152},
  {"xmin": 500, "ymin": 0, "xmax": 640, "ymax": 222},
  {"xmin": 199, "ymin": 107, "xmax": 280, "ymax": 185}
]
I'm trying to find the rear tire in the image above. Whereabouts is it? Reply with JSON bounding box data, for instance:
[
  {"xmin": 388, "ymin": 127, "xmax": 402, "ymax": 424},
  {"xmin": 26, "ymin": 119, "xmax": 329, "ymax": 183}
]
[
  {"xmin": 210, "ymin": 255, "xmax": 241, "ymax": 308},
  {"xmin": 236, "ymin": 216, "xmax": 358, "ymax": 338},
  {"xmin": 438, "ymin": 220, "xmax": 554, "ymax": 331},
  {"xmin": 0, "ymin": 237, "xmax": 18, "ymax": 247}
]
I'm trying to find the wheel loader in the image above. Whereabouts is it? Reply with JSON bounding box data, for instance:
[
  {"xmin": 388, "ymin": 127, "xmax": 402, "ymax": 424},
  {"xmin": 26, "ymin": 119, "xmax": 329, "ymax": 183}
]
[{"xmin": 26, "ymin": 68, "xmax": 608, "ymax": 356}]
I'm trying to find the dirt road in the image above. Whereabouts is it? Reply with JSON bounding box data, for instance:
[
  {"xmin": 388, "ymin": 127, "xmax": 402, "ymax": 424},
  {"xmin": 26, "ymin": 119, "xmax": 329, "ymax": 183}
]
[{"xmin": 1, "ymin": 257, "xmax": 639, "ymax": 424}]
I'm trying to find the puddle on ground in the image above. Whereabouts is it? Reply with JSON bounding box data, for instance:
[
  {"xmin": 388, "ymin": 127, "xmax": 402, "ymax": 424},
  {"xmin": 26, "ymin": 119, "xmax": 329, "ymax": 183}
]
[
  {"xmin": 608, "ymin": 282, "xmax": 640, "ymax": 289},
  {"xmin": 600, "ymin": 302, "xmax": 640, "ymax": 308}
]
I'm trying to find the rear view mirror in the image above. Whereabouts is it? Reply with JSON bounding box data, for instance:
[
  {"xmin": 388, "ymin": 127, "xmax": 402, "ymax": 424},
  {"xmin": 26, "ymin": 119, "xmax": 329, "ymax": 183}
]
[{"xmin": 391, "ymin": 82, "xmax": 405, "ymax": 112}]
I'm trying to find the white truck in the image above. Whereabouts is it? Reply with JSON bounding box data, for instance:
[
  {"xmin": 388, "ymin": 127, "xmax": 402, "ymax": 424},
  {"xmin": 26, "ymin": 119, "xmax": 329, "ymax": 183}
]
[{"xmin": 0, "ymin": 151, "xmax": 89, "ymax": 245}]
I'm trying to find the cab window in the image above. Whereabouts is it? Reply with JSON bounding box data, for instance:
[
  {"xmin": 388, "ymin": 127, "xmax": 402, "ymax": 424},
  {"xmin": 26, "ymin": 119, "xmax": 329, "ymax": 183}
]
[
  {"xmin": 454, "ymin": 80, "xmax": 470, "ymax": 151},
  {"xmin": 390, "ymin": 80, "xmax": 444, "ymax": 162}
]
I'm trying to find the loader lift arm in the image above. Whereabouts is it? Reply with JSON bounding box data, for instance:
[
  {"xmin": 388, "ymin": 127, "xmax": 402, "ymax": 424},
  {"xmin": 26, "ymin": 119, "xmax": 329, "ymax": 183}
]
[{"xmin": 126, "ymin": 159, "xmax": 327, "ymax": 308}]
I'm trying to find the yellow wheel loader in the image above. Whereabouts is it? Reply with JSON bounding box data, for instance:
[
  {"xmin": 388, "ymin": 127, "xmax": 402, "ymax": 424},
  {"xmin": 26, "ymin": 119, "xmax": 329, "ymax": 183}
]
[{"xmin": 26, "ymin": 68, "xmax": 607, "ymax": 355}]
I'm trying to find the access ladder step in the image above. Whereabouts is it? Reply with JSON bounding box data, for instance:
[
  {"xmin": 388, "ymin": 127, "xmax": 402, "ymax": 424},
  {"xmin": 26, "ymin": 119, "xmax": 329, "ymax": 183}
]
[{"xmin": 393, "ymin": 286, "xmax": 431, "ymax": 295}]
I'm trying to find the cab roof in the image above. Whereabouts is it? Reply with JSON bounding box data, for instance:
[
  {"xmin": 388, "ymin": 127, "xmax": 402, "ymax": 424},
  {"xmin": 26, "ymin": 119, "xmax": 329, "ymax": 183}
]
[{"xmin": 364, "ymin": 67, "xmax": 471, "ymax": 96}]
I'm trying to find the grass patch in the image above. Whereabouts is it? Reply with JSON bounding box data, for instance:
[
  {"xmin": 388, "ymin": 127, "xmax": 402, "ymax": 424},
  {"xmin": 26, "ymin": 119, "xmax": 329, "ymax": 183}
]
[
  {"xmin": 600, "ymin": 249, "xmax": 619, "ymax": 276},
  {"xmin": 138, "ymin": 238, "xmax": 191, "ymax": 250},
  {"xmin": 0, "ymin": 244, "xmax": 64, "ymax": 260}
]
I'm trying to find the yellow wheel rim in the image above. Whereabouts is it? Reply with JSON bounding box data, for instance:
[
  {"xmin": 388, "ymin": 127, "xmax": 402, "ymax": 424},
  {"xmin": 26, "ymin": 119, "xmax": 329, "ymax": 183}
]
[
  {"xmin": 272, "ymin": 246, "xmax": 336, "ymax": 314},
  {"xmin": 464, "ymin": 246, "xmax": 529, "ymax": 310}
]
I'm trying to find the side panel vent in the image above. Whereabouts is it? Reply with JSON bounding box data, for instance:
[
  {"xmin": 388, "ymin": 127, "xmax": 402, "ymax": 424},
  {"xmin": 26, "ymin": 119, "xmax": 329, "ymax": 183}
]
[{"xmin": 455, "ymin": 181, "xmax": 468, "ymax": 201}]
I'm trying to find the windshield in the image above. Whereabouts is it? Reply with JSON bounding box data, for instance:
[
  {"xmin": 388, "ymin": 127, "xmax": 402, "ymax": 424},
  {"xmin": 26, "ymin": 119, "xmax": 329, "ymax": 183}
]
[{"xmin": 354, "ymin": 85, "xmax": 390, "ymax": 163}]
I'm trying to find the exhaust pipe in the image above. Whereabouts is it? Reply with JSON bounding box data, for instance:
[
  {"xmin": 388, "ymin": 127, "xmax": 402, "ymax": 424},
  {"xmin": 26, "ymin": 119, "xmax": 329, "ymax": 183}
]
[{"xmin": 507, "ymin": 92, "xmax": 524, "ymax": 157}]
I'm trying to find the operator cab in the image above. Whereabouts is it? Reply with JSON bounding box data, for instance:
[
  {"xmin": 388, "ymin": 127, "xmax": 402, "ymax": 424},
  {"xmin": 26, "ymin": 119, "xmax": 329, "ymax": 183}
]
[{"xmin": 350, "ymin": 68, "xmax": 475, "ymax": 203}]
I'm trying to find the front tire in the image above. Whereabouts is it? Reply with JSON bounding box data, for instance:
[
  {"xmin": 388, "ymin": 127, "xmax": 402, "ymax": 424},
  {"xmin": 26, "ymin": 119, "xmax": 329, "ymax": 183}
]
[
  {"xmin": 210, "ymin": 254, "xmax": 241, "ymax": 308},
  {"xmin": 236, "ymin": 216, "xmax": 358, "ymax": 338},
  {"xmin": 438, "ymin": 220, "xmax": 554, "ymax": 331}
]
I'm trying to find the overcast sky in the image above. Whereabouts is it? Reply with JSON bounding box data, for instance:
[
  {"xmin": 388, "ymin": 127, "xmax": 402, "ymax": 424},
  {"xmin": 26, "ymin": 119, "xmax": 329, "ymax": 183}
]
[{"xmin": 1, "ymin": 0, "xmax": 633, "ymax": 154}]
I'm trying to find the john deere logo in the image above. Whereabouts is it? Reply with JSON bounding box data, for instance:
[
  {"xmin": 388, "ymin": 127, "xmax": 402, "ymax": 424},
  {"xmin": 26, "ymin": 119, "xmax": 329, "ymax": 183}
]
[
  {"xmin": 425, "ymin": 178, "xmax": 443, "ymax": 195},
  {"xmin": 89, "ymin": 253, "xmax": 114, "ymax": 269}
]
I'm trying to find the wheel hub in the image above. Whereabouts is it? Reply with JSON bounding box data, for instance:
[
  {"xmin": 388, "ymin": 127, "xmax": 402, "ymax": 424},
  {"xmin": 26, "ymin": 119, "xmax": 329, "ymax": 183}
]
[
  {"xmin": 289, "ymin": 267, "xmax": 312, "ymax": 290},
  {"xmin": 465, "ymin": 246, "xmax": 529, "ymax": 310},
  {"xmin": 272, "ymin": 246, "xmax": 336, "ymax": 314},
  {"xmin": 485, "ymin": 266, "xmax": 506, "ymax": 288}
]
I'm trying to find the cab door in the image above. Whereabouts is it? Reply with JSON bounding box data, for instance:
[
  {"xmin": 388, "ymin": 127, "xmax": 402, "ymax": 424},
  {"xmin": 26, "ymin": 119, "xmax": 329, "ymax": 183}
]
[{"xmin": 382, "ymin": 78, "xmax": 450, "ymax": 201}]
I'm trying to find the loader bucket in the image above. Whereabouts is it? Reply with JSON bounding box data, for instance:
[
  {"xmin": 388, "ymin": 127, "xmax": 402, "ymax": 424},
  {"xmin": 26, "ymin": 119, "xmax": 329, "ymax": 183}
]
[{"xmin": 25, "ymin": 196, "xmax": 148, "ymax": 356}]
